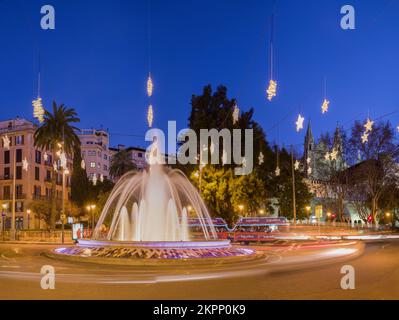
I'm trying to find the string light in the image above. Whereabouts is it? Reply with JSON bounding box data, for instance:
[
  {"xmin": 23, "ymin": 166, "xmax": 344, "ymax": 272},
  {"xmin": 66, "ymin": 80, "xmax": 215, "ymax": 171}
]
[
  {"xmin": 296, "ymin": 114, "xmax": 305, "ymax": 132},
  {"xmin": 32, "ymin": 97, "xmax": 45, "ymax": 123},
  {"xmin": 59, "ymin": 151, "xmax": 67, "ymax": 169},
  {"xmin": 266, "ymin": 80, "xmax": 277, "ymax": 101},
  {"xmin": 147, "ymin": 105, "xmax": 154, "ymax": 127},
  {"xmin": 321, "ymin": 99, "xmax": 330, "ymax": 114},
  {"xmin": 2, "ymin": 135, "xmax": 10, "ymax": 150}
]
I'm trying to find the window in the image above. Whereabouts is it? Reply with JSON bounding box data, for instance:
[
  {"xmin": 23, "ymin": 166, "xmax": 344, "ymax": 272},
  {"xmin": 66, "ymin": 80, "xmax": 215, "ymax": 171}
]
[
  {"xmin": 3, "ymin": 167, "xmax": 10, "ymax": 179},
  {"xmin": 46, "ymin": 170, "xmax": 51, "ymax": 181},
  {"xmin": 103, "ymin": 165, "xmax": 108, "ymax": 171},
  {"xmin": 15, "ymin": 185, "xmax": 23, "ymax": 196},
  {"xmin": 4, "ymin": 151, "xmax": 10, "ymax": 164},
  {"xmin": 15, "ymin": 201, "xmax": 23, "ymax": 213},
  {"xmin": 104, "ymin": 154, "xmax": 108, "ymax": 160},
  {"xmin": 15, "ymin": 135, "xmax": 24, "ymax": 145},
  {"xmin": 16, "ymin": 166, "xmax": 22, "ymax": 179},
  {"xmin": 16, "ymin": 149, "xmax": 22, "ymax": 163},
  {"xmin": 88, "ymin": 150, "xmax": 96, "ymax": 156},
  {"xmin": 35, "ymin": 167, "xmax": 40, "ymax": 181},
  {"xmin": 34, "ymin": 186, "xmax": 41, "ymax": 197},
  {"xmin": 90, "ymin": 162, "xmax": 96, "ymax": 168},
  {"xmin": 138, "ymin": 152, "xmax": 143, "ymax": 158},
  {"xmin": 35, "ymin": 150, "xmax": 41, "ymax": 164},
  {"xmin": 3, "ymin": 186, "xmax": 10, "ymax": 199}
]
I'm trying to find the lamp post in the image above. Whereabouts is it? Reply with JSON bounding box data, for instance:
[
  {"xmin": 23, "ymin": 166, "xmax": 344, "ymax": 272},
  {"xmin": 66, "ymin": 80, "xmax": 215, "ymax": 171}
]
[
  {"xmin": 61, "ymin": 168, "xmax": 69, "ymax": 244},
  {"xmin": 385, "ymin": 212, "xmax": 392, "ymax": 226},
  {"xmin": 86, "ymin": 204, "xmax": 96, "ymax": 237}
]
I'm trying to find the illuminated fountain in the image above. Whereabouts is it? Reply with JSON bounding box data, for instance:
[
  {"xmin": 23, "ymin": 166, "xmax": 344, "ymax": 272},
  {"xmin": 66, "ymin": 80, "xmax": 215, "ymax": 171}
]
[{"xmin": 55, "ymin": 145, "xmax": 253, "ymax": 261}]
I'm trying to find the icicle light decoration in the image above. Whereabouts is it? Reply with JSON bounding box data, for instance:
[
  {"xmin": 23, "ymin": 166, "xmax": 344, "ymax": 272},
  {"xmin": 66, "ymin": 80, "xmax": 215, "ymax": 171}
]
[
  {"xmin": 232, "ymin": 103, "xmax": 240, "ymax": 125},
  {"xmin": 147, "ymin": 105, "xmax": 154, "ymax": 127},
  {"xmin": 321, "ymin": 99, "xmax": 330, "ymax": 114},
  {"xmin": 147, "ymin": 74, "xmax": 153, "ymax": 97},
  {"xmin": 267, "ymin": 80, "xmax": 277, "ymax": 101},
  {"xmin": 32, "ymin": 97, "xmax": 45, "ymax": 123}
]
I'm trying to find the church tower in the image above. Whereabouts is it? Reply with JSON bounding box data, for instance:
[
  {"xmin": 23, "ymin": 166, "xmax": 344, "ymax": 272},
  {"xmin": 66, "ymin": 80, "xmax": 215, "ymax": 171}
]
[{"xmin": 303, "ymin": 121, "xmax": 315, "ymax": 178}]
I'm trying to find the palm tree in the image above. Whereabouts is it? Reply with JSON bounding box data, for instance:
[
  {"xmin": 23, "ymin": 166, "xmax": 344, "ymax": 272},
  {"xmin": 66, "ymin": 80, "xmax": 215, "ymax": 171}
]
[
  {"xmin": 109, "ymin": 149, "xmax": 137, "ymax": 180},
  {"xmin": 34, "ymin": 101, "xmax": 81, "ymax": 229}
]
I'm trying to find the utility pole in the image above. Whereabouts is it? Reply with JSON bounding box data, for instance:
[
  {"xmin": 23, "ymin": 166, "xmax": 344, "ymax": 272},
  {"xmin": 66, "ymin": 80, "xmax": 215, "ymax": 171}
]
[{"xmin": 291, "ymin": 146, "xmax": 297, "ymax": 226}]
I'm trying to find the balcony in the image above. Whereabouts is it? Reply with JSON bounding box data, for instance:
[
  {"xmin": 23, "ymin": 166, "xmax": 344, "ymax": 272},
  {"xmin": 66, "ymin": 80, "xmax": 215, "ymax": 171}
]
[
  {"xmin": 1, "ymin": 193, "xmax": 26, "ymax": 200},
  {"xmin": 0, "ymin": 175, "xmax": 12, "ymax": 181}
]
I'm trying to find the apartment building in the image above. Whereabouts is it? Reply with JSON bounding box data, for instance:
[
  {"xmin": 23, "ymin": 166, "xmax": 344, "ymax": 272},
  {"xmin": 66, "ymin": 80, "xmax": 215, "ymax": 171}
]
[
  {"xmin": 109, "ymin": 145, "xmax": 148, "ymax": 171},
  {"xmin": 77, "ymin": 129, "xmax": 111, "ymax": 182},
  {"xmin": 0, "ymin": 118, "xmax": 71, "ymax": 230}
]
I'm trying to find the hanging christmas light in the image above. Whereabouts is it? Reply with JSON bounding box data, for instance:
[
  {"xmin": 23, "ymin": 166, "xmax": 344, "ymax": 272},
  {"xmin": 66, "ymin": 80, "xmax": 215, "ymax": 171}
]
[
  {"xmin": 307, "ymin": 166, "xmax": 312, "ymax": 176},
  {"xmin": 43, "ymin": 152, "xmax": 48, "ymax": 162},
  {"xmin": 258, "ymin": 152, "xmax": 264, "ymax": 165},
  {"xmin": 147, "ymin": 104, "xmax": 154, "ymax": 127},
  {"xmin": 242, "ymin": 157, "xmax": 247, "ymax": 168},
  {"xmin": 100, "ymin": 174, "xmax": 104, "ymax": 183},
  {"xmin": 361, "ymin": 132, "xmax": 369, "ymax": 144},
  {"xmin": 92, "ymin": 174, "xmax": 97, "ymax": 186},
  {"xmin": 294, "ymin": 160, "xmax": 300, "ymax": 171},
  {"xmin": 307, "ymin": 157, "xmax": 311, "ymax": 165},
  {"xmin": 330, "ymin": 148, "xmax": 338, "ymax": 161},
  {"xmin": 147, "ymin": 73, "xmax": 153, "ymax": 97},
  {"xmin": 324, "ymin": 152, "xmax": 331, "ymax": 161},
  {"xmin": 32, "ymin": 97, "xmax": 45, "ymax": 123},
  {"xmin": 296, "ymin": 114, "xmax": 305, "ymax": 132},
  {"xmin": 22, "ymin": 158, "xmax": 29, "ymax": 171},
  {"xmin": 364, "ymin": 118, "xmax": 374, "ymax": 133},
  {"xmin": 321, "ymin": 99, "xmax": 330, "ymax": 114},
  {"xmin": 81, "ymin": 159, "xmax": 86, "ymax": 170},
  {"xmin": 232, "ymin": 103, "xmax": 240, "ymax": 125},
  {"xmin": 222, "ymin": 149, "xmax": 228, "ymax": 165},
  {"xmin": 275, "ymin": 166, "xmax": 280, "ymax": 176},
  {"xmin": 2, "ymin": 135, "xmax": 10, "ymax": 150},
  {"xmin": 53, "ymin": 162, "xmax": 58, "ymax": 172},
  {"xmin": 267, "ymin": 80, "xmax": 277, "ymax": 101}
]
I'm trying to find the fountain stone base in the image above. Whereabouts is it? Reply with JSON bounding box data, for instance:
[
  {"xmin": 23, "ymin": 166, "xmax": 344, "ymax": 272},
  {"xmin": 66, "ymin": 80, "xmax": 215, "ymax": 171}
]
[{"xmin": 53, "ymin": 239, "xmax": 254, "ymax": 261}]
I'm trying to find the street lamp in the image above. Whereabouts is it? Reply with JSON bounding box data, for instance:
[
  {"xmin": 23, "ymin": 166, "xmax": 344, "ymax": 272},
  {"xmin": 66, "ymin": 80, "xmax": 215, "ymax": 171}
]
[
  {"xmin": 86, "ymin": 204, "xmax": 96, "ymax": 236},
  {"xmin": 385, "ymin": 212, "xmax": 392, "ymax": 226},
  {"xmin": 238, "ymin": 204, "xmax": 244, "ymax": 216}
]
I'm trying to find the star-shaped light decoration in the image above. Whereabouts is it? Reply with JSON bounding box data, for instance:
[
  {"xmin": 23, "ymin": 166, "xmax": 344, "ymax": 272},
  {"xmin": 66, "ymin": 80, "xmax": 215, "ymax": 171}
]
[
  {"xmin": 307, "ymin": 167, "xmax": 312, "ymax": 176},
  {"xmin": 258, "ymin": 152, "xmax": 264, "ymax": 165},
  {"xmin": 92, "ymin": 174, "xmax": 97, "ymax": 186},
  {"xmin": 364, "ymin": 118, "xmax": 374, "ymax": 133},
  {"xmin": 330, "ymin": 148, "xmax": 338, "ymax": 161},
  {"xmin": 324, "ymin": 152, "xmax": 331, "ymax": 161},
  {"xmin": 361, "ymin": 132, "xmax": 369, "ymax": 144},
  {"xmin": 2, "ymin": 135, "xmax": 10, "ymax": 150},
  {"xmin": 43, "ymin": 152, "xmax": 48, "ymax": 162},
  {"xmin": 59, "ymin": 151, "xmax": 67, "ymax": 169},
  {"xmin": 53, "ymin": 162, "xmax": 58, "ymax": 172},
  {"xmin": 232, "ymin": 103, "xmax": 240, "ymax": 125},
  {"xmin": 147, "ymin": 74, "xmax": 153, "ymax": 97},
  {"xmin": 296, "ymin": 114, "xmax": 305, "ymax": 132},
  {"xmin": 147, "ymin": 105, "xmax": 154, "ymax": 128},
  {"xmin": 275, "ymin": 166, "xmax": 280, "ymax": 177},
  {"xmin": 22, "ymin": 158, "xmax": 29, "ymax": 171},
  {"xmin": 100, "ymin": 174, "xmax": 104, "ymax": 183},
  {"xmin": 294, "ymin": 160, "xmax": 300, "ymax": 171},
  {"xmin": 266, "ymin": 79, "xmax": 277, "ymax": 101},
  {"xmin": 32, "ymin": 97, "xmax": 45, "ymax": 123},
  {"xmin": 81, "ymin": 159, "xmax": 86, "ymax": 170},
  {"xmin": 321, "ymin": 99, "xmax": 330, "ymax": 114}
]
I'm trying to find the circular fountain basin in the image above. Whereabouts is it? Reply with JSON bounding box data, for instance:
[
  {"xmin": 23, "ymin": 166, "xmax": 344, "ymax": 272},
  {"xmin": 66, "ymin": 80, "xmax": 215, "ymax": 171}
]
[{"xmin": 51, "ymin": 239, "xmax": 255, "ymax": 265}]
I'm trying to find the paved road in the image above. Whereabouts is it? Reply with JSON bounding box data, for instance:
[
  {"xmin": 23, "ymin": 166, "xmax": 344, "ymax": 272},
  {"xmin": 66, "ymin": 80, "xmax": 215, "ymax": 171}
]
[{"xmin": 0, "ymin": 240, "xmax": 397, "ymax": 299}]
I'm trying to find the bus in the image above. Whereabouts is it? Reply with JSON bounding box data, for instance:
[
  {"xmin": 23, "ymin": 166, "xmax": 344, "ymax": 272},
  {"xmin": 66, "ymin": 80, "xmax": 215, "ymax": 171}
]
[
  {"xmin": 187, "ymin": 217, "xmax": 231, "ymax": 240},
  {"xmin": 232, "ymin": 217, "xmax": 289, "ymax": 243}
]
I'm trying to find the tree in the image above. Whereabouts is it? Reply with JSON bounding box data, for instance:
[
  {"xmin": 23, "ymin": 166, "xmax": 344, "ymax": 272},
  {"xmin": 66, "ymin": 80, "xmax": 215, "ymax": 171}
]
[
  {"xmin": 347, "ymin": 120, "xmax": 399, "ymax": 224},
  {"xmin": 71, "ymin": 146, "xmax": 90, "ymax": 208},
  {"xmin": 109, "ymin": 149, "xmax": 137, "ymax": 180},
  {"xmin": 34, "ymin": 102, "xmax": 81, "ymax": 229}
]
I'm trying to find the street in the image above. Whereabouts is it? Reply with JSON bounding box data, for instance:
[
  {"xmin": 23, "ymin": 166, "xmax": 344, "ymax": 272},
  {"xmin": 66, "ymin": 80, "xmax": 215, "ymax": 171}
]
[{"xmin": 0, "ymin": 240, "xmax": 397, "ymax": 299}]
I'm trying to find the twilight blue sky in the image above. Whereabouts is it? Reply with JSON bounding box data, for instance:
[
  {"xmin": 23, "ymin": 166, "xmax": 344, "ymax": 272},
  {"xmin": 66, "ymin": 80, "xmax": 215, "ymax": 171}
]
[{"xmin": 0, "ymin": 0, "xmax": 398, "ymax": 150}]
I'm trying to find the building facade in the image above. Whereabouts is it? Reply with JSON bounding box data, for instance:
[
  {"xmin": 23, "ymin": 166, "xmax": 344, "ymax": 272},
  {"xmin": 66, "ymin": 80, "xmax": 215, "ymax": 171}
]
[{"xmin": 0, "ymin": 118, "xmax": 71, "ymax": 230}]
